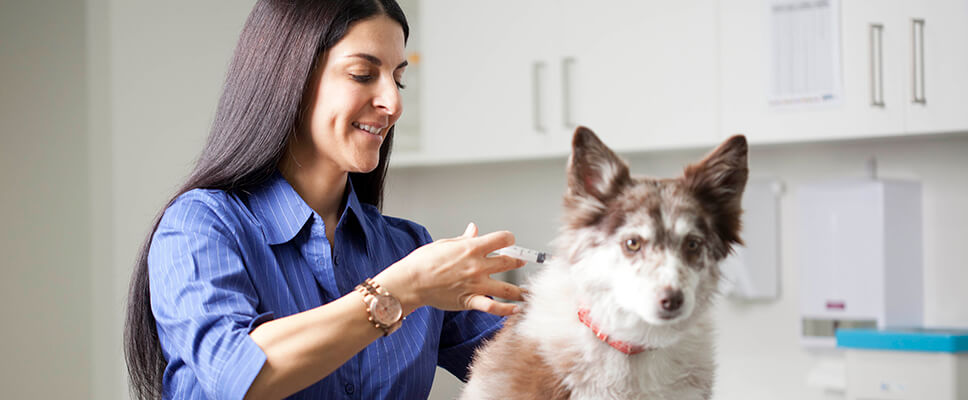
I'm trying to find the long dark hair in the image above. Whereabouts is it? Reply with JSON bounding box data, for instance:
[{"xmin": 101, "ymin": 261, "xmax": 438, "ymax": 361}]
[{"xmin": 124, "ymin": 1, "xmax": 409, "ymax": 398}]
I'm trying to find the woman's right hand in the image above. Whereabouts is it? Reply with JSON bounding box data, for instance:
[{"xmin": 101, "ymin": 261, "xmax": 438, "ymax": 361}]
[{"xmin": 374, "ymin": 223, "xmax": 527, "ymax": 317}]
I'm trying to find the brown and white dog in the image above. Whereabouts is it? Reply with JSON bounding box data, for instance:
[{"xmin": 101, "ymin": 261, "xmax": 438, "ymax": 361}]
[{"xmin": 461, "ymin": 127, "xmax": 748, "ymax": 400}]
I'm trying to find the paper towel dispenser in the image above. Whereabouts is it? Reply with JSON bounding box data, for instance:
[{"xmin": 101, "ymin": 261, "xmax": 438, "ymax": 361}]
[
  {"xmin": 796, "ymin": 178, "xmax": 923, "ymax": 347},
  {"xmin": 720, "ymin": 179, "xmax": 783, "ymax": 300}
]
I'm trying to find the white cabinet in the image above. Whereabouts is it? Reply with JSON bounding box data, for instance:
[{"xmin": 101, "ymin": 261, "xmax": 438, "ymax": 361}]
[
  {"xmin": 904, "ymin": 0, "xmax": 968, "ymax": 134},
  {"xmin": 560, "ymin": 0, "xmax": 720, "ymax": 152},
  {"xmin": 720, "ymin": 0, "xmax": 968, "ymax": 144},
  {"xmin": 400, "ymin": 1, "xmax": 968, "ymax": 166},
  {"xmin": 413, "ymin": 0, "xmax": 559, "ymax": 165},
  {"xmin": 406, "ymin": 0, "xmax": 720, "ymax": 165},
  {"xmin": 720, "ymin": 0, "xmax": 904, "ymax": 143}
]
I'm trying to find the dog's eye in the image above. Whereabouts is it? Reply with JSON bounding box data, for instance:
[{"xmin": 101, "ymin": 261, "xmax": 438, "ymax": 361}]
[
  {"xmin": 624, "ymin": 237, "xmax": 642, "ymax": 252},
  {"xmin": 685, "ymin": 238, "xmax": 703, "ymax": 252}
]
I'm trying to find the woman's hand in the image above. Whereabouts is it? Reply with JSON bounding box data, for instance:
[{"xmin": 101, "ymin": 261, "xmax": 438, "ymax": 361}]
[{"xmin": 375, "ymin": 223, "xmax": 527, "ymax": 316}]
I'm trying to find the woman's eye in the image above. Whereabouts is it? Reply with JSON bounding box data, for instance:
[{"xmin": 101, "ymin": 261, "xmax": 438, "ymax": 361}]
[
  {"xmin": 624, "ymin": 237, "xmax": 642, "ymax": 252},
  {"xmin": 351, "ymin": 74, "xmax": 405, "ymax": 90}
]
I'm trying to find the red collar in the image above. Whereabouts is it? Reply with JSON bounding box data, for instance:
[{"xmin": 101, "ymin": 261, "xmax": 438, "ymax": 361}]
[{"xmin": 577, "ymin": 308, "xmax": 649, "ymax": 355}]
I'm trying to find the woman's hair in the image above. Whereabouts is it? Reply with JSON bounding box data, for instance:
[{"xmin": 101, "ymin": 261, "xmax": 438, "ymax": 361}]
[{"xmin": 124, "ymin": 0, "xmax": 409, "ymax": 398}]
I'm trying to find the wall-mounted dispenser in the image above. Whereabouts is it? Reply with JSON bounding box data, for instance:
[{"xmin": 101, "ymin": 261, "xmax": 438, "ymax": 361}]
[
  {"xmin": 796, "ymin": 176, "xmax": 923, "ymax": 347},
  {"xmin": 720, "ymin": 179, "xmax": 783, "ymax": 300}
]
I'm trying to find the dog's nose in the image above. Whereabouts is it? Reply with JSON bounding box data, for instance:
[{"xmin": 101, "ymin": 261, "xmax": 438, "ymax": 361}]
[{"xmin": 659, "ymin": 288, "xmax": 684, "ymax": 312}]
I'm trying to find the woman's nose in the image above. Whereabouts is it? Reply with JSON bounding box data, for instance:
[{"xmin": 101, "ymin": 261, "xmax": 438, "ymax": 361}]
[{"xmin": 373, "ymin": 77, "xmax": 402, "ymax": 116}]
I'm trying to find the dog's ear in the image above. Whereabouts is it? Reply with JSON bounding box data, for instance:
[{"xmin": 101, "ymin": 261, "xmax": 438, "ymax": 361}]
[
  {"xmin": 567, "ymin": 126, "xmax": 631, "ymax": 202},
  {"xmin": 564, "ymin": 127, "xmax": 631, "ymax": 226},
  {"xmin": 682, "ymin": 135, "xmax": 749, "ymax": 248}
]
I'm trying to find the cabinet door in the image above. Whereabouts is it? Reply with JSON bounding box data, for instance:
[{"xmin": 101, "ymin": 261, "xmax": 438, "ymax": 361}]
[
  {"xmin": 559, "ymin": 0, "xmax": 719, "ymax": 152},
  {"xmin": 903, "ymin": 0, "xmax": 968, "ymax": 134},
  {"xmin": 417, "ymin": 0, "xmax": 559, "ymax": 164},
  {"xmin": 720, "ymin": 0, "xmax": 907, "ymax": 144}
]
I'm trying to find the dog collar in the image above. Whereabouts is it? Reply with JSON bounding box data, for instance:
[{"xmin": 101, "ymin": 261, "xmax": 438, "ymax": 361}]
[{"xmin": 577, "ymin": 308, "xmax": 648, "ymax": 355}]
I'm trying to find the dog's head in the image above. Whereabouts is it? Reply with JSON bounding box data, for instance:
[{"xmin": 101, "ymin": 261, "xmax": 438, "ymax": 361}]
[{"xmin": 558, "ymin": 126, "xmax": 747, "ymax": 328}]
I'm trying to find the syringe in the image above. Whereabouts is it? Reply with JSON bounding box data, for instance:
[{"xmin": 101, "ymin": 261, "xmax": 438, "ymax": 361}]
[{"xmin": 491, "ymin": 245, "xmax": 556, "ymax": 264}]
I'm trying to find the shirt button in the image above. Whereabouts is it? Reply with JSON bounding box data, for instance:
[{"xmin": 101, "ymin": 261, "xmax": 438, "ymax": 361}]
[{"xmin": 344, "ymin": 383, "xmax": 355, "ymax": 395}]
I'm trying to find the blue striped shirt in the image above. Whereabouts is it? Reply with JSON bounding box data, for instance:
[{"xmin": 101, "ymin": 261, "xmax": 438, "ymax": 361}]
[{"xmin": 148, "ymin": 171, "xmax": 503, "ymax": 399}]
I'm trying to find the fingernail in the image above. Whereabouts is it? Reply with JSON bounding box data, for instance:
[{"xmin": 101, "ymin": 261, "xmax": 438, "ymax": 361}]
[{"xmin": 512, "ymin": 305, "xmax": 521, "ymax": 314}]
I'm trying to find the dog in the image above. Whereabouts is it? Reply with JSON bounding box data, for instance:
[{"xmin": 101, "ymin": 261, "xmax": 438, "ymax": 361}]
[{"xmin": 460, "ymin": 127, "xmax": 748, "ymax": 400}]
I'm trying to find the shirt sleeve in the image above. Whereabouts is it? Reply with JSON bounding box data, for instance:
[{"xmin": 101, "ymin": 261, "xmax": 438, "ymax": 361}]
[
  {"xmin": 407, "ymin": 222, "xmax": 507, "ymax": 381},
  {"xmin": 437, "ymin": 310, "xmax": 505, "ymax": 381},
  {"xmin": 148, "ymin": 194, "xmax": 273, "ymax": 400}
]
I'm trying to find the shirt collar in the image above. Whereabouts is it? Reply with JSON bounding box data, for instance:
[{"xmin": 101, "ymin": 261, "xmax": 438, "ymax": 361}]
[{"xmin": 248, "ymin": 171, "xmax": 371, "ymax": 246}]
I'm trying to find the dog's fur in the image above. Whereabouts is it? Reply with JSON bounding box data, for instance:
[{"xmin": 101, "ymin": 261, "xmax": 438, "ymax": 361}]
[{"xmin": 461, "ymin": 127, "xmax": 748, "ymax": 400}]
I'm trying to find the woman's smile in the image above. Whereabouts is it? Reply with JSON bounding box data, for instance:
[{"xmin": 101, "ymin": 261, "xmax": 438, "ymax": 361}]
[{"xmin": 351, "ymin": 121, "xmax": 387, "ymax": 137}]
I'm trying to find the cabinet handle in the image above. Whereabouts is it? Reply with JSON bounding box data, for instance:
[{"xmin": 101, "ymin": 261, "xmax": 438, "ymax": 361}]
[
  {"xmin": 870, "ymin": 24, "xmax": 885, "ymax": 107},
  {"xmin": 911, "ymin": 18, "xmax": 926, "ymax": 104},
  {"xmin": 532, "ymin": 61, "xmax": 546, "ymax": 133},
  {"xmin": 561, "ymin": 57, "xmax": 576, "ymax": 129}
]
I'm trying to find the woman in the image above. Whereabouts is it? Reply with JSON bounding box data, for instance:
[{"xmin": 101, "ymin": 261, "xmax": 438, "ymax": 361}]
[{"xmin": 123, "ymin": 1, "xmax": 526, "ymax": 399}]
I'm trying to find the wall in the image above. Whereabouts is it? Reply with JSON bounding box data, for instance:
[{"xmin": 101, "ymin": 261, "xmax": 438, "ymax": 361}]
[
  {"xmin": 97, "ymin": 1, "xmax": 257, "ymax": 398},
  {"xmin": 385, "ymin": 131, "xmax": 968, "ymax": 400},
  {"xmin": 0, "ymin": 1, "xmax": 92, "ymax": 397}
]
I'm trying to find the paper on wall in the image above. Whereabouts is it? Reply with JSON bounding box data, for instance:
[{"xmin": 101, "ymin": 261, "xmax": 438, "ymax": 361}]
[{"xmin": 768, "ymin": 0, "xmax": 843, "ymax": 110}]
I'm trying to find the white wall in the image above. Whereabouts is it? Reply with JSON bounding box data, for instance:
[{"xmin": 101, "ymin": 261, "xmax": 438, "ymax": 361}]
[
  {"xmin": 97, "ymin": 1, "xmax": 257, "ymax": 398},
  {"xmin": 385, "ymin": 131, "xmax": 968, "ymax": 400},
  {"xmin": 0, "ymin": 1, "xmax": 92, "ymax": 397}
]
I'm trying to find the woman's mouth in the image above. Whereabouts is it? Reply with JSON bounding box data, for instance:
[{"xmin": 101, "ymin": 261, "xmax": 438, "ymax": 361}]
[{"xmin": 352, "ymin": 121, "xmax": 385, "ymax": 136}]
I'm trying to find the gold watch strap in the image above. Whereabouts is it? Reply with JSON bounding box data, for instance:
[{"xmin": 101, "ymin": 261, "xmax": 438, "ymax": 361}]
[{"xmin": 355, "ymin": 278, "xmax": 403, "ymax": 336}]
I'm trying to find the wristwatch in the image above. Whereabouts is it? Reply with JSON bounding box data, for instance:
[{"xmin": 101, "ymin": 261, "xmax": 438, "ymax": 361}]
[{"xmin": 355, "ymin": 278, "xmax": 404, "ymax": 336}]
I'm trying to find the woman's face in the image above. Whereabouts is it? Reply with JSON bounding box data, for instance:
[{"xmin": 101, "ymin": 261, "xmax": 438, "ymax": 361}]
[{"xmin": 297, "ymin": 15, "xmax": 406, "ymax": 174}]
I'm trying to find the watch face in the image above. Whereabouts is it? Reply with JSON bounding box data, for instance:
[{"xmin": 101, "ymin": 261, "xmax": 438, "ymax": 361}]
[{"xmin": 370, "ymin": 295, "xmax": 402, "ymax": 325}]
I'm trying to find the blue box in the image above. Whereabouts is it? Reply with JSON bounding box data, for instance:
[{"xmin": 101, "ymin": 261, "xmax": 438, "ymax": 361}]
[{"xmin": 836, "ymin": 328, "xmax": 968, "ymax": 353}]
